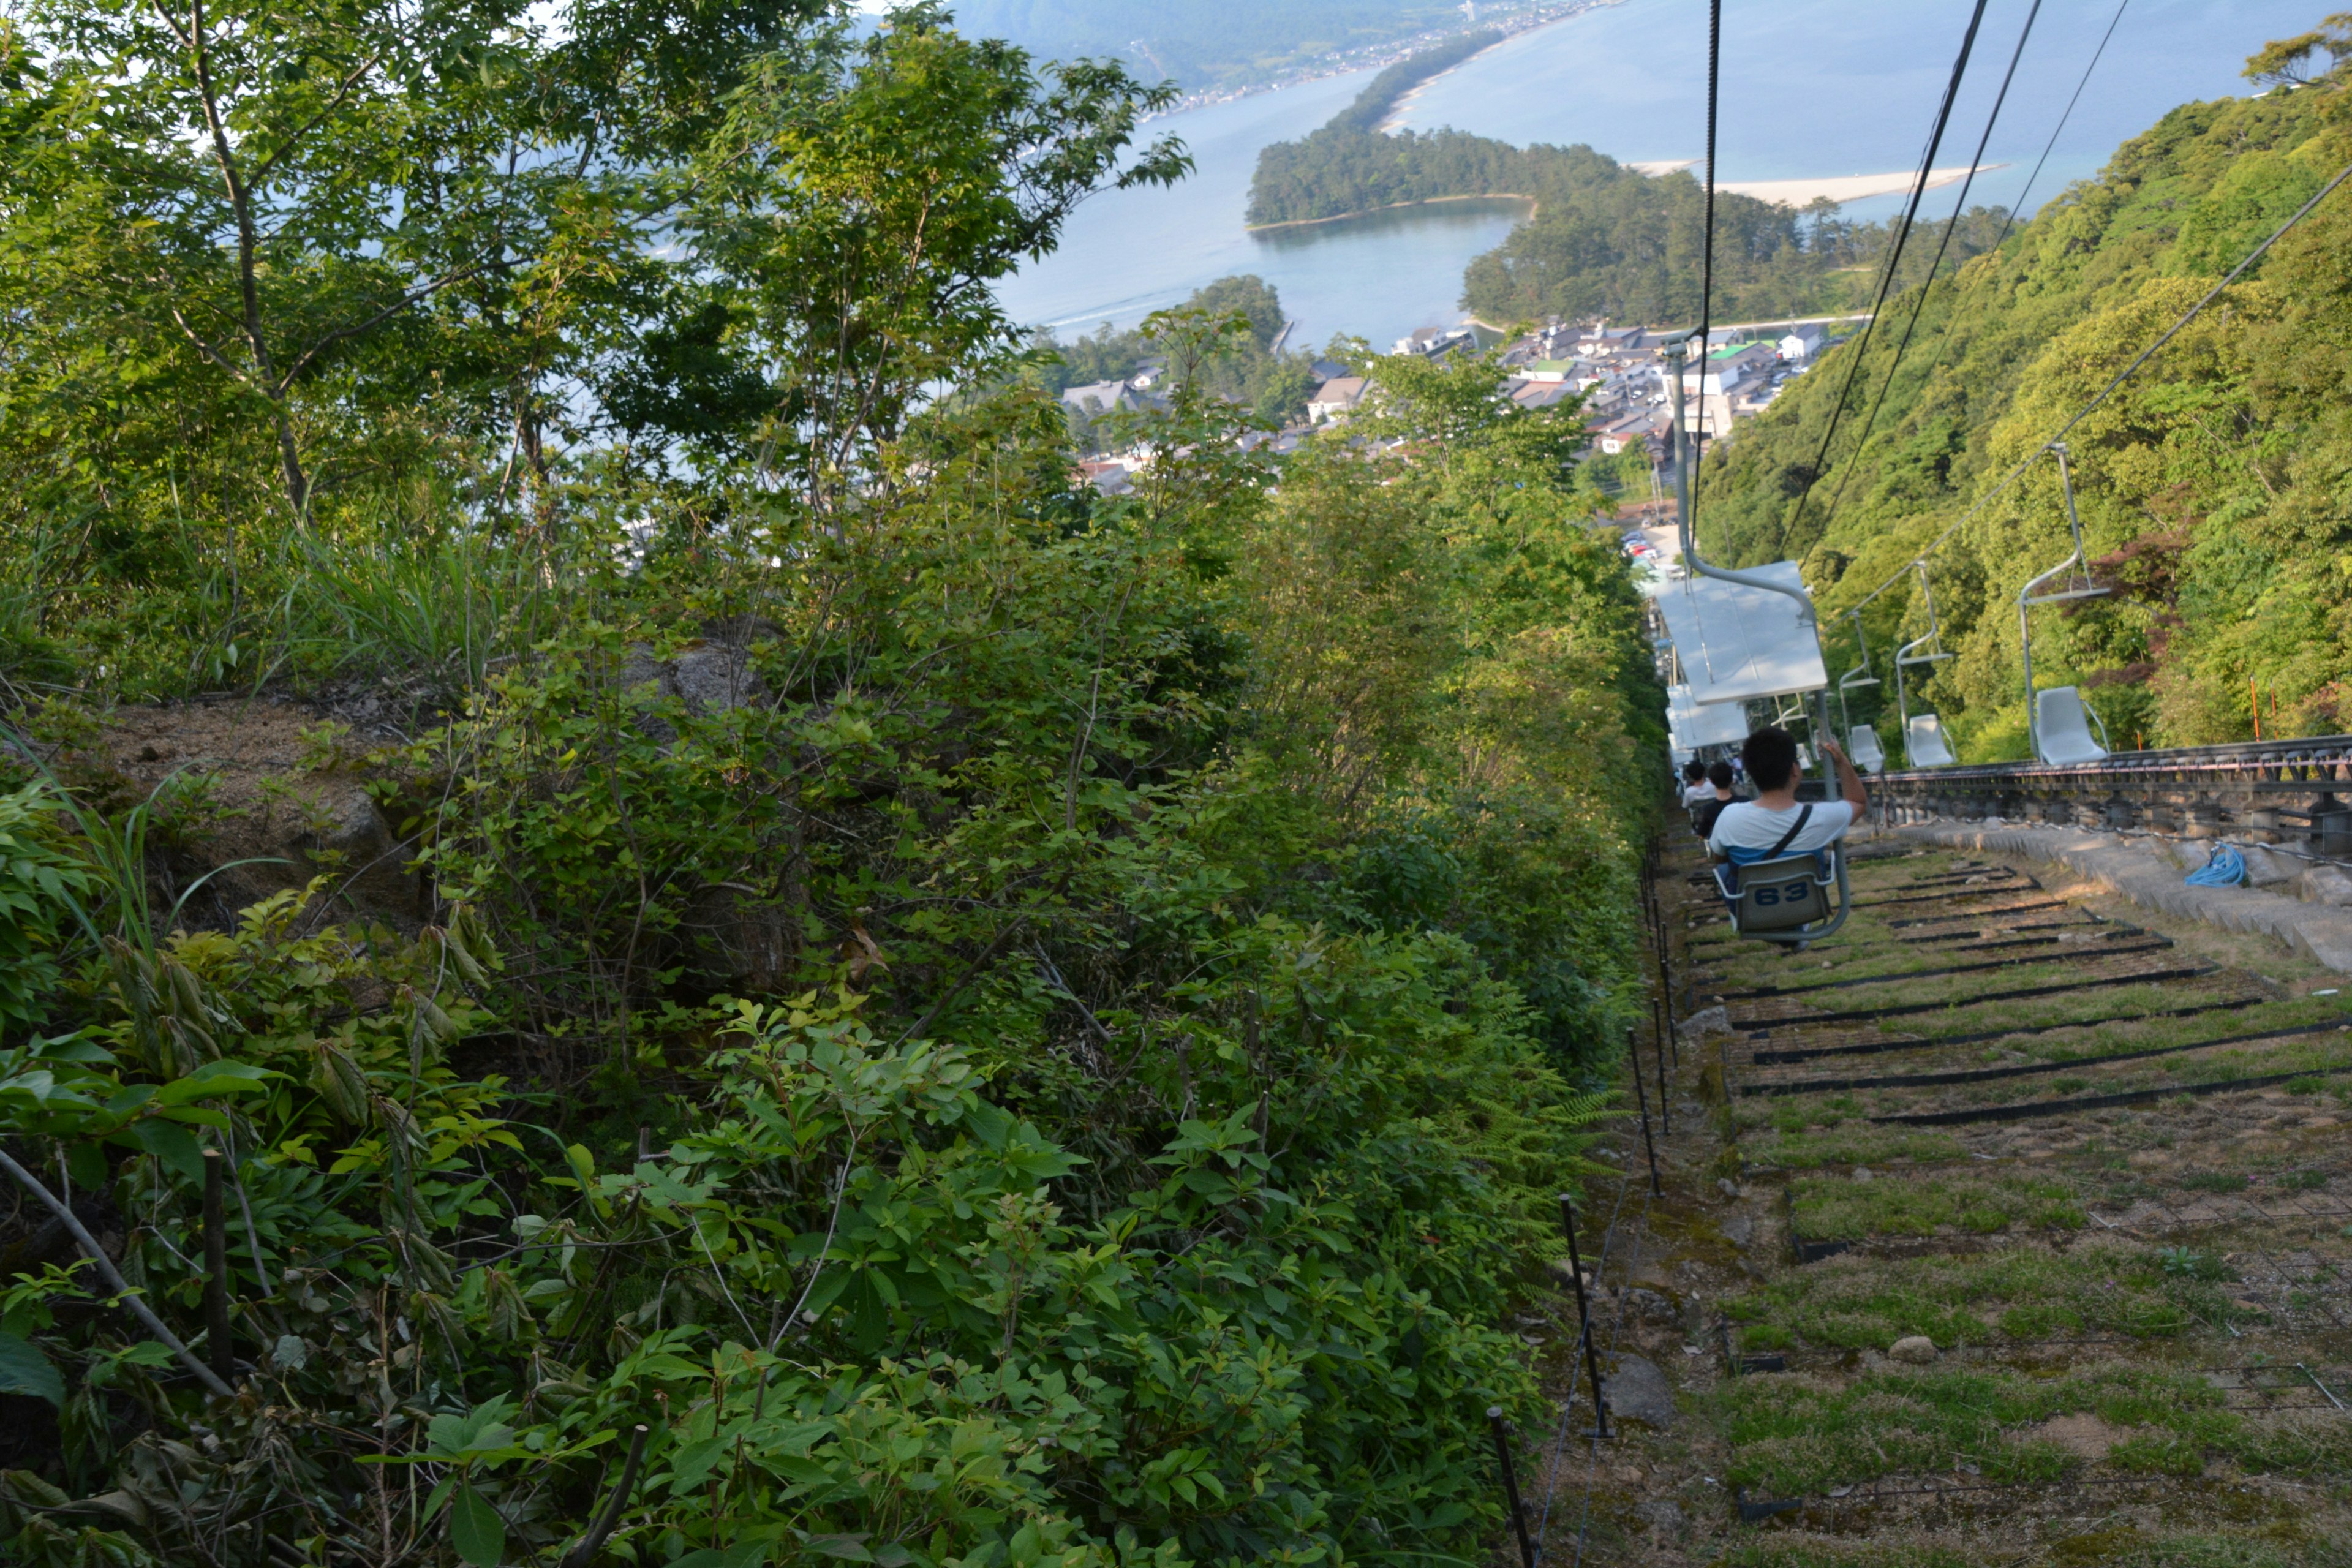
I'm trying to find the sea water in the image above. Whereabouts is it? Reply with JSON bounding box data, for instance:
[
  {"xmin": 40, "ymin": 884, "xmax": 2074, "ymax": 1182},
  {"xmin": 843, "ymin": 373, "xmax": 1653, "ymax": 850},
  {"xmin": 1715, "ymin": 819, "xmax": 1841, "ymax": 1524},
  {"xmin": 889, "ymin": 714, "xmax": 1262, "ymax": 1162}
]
[
  {"xmin": 990, "ymin": 69, "xmax": 1534, "ymax": 355},
  {"xmin": 993, "ymin": 0, "xmax": 2324, "ymax": 349}
]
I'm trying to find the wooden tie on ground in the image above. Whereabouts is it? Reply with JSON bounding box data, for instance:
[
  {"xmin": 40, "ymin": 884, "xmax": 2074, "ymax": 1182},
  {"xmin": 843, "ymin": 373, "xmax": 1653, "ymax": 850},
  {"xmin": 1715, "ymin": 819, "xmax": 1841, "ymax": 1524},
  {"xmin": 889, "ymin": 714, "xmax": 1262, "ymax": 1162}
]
[{"xmin": 1515, "ymin": 843, "xmax": 2352, "ymax": 1568}]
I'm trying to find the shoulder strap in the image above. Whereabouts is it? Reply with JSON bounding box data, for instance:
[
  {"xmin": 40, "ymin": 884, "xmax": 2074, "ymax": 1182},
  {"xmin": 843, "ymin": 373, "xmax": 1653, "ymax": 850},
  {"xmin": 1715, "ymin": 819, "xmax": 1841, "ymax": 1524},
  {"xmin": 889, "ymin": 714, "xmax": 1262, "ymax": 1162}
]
[{"xmin": 1762, "ymin": 804, "xmax": 1814, "ymax": 862}]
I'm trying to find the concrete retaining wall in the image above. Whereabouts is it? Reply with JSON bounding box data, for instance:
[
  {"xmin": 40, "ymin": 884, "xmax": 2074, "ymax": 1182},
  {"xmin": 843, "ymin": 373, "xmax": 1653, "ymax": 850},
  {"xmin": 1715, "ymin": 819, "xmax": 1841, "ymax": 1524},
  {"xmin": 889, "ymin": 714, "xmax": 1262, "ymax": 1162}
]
[{"xmin": 1884, "ymin": 821, "xmax": 2352, "ymax": 975}]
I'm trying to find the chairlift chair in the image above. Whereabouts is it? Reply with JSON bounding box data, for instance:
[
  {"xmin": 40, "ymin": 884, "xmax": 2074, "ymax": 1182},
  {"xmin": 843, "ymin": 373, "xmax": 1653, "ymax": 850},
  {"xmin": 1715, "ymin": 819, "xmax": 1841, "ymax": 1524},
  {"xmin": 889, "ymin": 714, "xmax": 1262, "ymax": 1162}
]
[
  {"xmin": 2019, "ymin": 443, "xmax": 2114, "ymax": 766},
  {"xmin": 2034, "ymin": 687, "xmax": 2112, "ymax": 766},
  {"xmin": 1836, "ymin": 607, "xmax": 1885, "ymax": 772},
  {"xmin": 1713, "ymin": 849, "xmax": 1851, "ymax": 946},
  {"xmin": 1905, "ymin": 712, "xmax": 1957, "ymax": 767},
  {"xmin": 1894, "ymin": 561, "xmax": 1958, "ymax": 767}
]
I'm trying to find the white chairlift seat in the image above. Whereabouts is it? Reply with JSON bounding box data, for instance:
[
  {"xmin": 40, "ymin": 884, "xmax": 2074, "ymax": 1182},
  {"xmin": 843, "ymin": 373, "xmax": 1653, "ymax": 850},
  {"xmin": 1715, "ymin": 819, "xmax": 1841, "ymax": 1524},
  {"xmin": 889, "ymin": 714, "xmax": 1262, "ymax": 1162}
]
[
  {"xmin": 1906, "ymin": 714, "xmax": 1956, "ymax": 767},
  {"xmin": 2034, "ymin": 686, "xmax": 2111, "ymax": 766},
  {"xmin": 1845, "ymin": 727, "xmax": 1886, "ymax": 774}
]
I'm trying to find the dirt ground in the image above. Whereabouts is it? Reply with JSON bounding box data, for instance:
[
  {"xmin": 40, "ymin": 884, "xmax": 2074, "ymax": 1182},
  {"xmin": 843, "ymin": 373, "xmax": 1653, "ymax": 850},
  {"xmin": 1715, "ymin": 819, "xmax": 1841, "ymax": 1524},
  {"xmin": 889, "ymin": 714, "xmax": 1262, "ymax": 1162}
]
[{"xmin": 1502, "ymin": 842, "xmax": 2352, "ymax": 1568}]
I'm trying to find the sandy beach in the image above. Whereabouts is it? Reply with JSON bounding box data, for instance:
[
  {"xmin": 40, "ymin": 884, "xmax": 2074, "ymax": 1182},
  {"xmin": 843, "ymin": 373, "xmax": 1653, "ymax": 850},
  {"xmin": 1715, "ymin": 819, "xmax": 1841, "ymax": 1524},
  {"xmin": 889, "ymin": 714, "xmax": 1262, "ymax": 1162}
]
[{"xmin": 1629, "ymin": 160, "xmax": 2008, "ymax": 206}]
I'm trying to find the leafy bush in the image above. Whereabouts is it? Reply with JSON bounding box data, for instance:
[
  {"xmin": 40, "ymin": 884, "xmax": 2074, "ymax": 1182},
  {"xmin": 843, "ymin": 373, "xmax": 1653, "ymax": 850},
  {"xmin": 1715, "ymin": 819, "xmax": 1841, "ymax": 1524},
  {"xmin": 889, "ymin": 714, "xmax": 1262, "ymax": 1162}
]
[
  {"xmin": 0, "ymin": 783, "xmax": 88, "ymax": 1037},
  {"xmin": 0, "ymin": 5, "xmax": 1660, "ymax": 1562}
]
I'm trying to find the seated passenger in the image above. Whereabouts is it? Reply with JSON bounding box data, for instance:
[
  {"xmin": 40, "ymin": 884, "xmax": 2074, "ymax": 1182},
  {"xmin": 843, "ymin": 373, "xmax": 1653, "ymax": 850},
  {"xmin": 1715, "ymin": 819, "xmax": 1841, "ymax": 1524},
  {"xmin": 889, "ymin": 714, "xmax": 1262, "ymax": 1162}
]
[
  {"xmin": 1681, "ymin": 760, "xmax": 1713, "ymax": 808},
  {"xmin": 1708, "ymin": 726, "xmax": 1867, "ymax": 866},
  {"xmin": 1692, "ymin": 760, "xmax": 1738, "ymax": 839}
]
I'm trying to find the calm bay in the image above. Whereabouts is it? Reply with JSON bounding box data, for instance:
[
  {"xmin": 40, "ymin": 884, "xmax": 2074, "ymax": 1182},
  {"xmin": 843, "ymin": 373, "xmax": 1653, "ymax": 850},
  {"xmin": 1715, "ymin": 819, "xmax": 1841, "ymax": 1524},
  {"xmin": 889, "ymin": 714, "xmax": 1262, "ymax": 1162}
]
[{"xmin": 994, "ymin": 0, "xmax": 2325, "ymax": 348}]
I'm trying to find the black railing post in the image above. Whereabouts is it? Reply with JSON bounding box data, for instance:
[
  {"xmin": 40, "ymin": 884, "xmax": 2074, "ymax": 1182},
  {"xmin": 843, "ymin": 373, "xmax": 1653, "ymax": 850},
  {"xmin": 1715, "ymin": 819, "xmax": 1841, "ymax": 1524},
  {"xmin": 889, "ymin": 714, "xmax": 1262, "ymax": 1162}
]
[
  {"xmin": 1487, "ymin": 1406, "xmax": 1537, "ymax": 1568},
  {"xmin": 1626, "ymin": 1025, "xmax": 1664, "ymax": 1196},
  {"xmin": 1558, "ymin": 1194, "xmax": 1611, "ymax": 1439},
  {"xmin": 202, "ymin": 1148, "xmax": 236, "ymax": 1387}
]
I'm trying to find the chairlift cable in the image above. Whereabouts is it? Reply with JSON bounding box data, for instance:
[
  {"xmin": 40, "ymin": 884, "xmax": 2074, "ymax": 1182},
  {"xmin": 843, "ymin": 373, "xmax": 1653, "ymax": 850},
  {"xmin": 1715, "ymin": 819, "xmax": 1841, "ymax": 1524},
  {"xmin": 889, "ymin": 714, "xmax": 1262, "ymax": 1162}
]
[
  {"xmin": 1812, "ymin": 0, "xmax": 2044, "ymax": 540},
  {"xmin": 1841, "ymin": 148, "xmax": 2352, "ymax": 616},
  {"xmin": 1772, "ymin": 0, "xmax": 1994, "ymax": 556},
  {"xmin": 1694, "ymin": 0, "xmax": 1722, "ymax": 377},
  {"xmin": 1970, "ymin": 0, "xmax": 2132, "ymax": 300},
  {"xmin": 1834, "ymin": 0, "xmax": 2135, "ymax": 630},
  {"xmin": 1831, "ymin": 0, "xmax": 2128, "ymax": 621}
]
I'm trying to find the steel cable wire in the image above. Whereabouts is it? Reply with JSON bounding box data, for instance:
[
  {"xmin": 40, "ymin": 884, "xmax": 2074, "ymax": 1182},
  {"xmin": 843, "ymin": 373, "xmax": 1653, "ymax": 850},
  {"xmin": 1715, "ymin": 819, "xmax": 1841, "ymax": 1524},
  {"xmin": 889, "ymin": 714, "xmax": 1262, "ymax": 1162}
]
[
  {"xmin": 1763, "ymin": 0, "xmax": 1994, "ymax": 554},
  {"xmin": 1812, "ymin": 0, "xmax": 2046, "ymax": 537},
  {"xmin": 1839, "ymin": 148, "xmax": 2352, "ymax": 616}
]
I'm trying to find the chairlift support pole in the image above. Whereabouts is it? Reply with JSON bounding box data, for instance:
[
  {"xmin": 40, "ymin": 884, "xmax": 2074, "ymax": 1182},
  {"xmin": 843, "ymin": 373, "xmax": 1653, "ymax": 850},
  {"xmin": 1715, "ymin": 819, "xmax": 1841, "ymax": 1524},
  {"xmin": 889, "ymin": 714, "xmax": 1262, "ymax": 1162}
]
[
  {"xmin": 1894, "ymin": 562, "xmax": 1954, "ymax": 764},
  {"xmin": 2016, "ymin": 443, "xmax": 2109, "ymax": 759},
  {"xmin": 1837, "ymin": 608, "xmax": 1880, "ymax": 736},
  {"xmin": 1668, "ymin": 341, "xmax": 1830, "ymax": 785}
]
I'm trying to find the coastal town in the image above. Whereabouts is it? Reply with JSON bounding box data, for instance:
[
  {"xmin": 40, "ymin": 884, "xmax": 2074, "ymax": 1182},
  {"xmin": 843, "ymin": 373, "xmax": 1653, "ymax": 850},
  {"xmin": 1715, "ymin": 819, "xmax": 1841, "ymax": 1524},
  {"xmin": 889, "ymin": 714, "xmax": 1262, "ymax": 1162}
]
[{"xmin": 1060, "ymin": 311, "xmax": 1867, "ymax": 503}]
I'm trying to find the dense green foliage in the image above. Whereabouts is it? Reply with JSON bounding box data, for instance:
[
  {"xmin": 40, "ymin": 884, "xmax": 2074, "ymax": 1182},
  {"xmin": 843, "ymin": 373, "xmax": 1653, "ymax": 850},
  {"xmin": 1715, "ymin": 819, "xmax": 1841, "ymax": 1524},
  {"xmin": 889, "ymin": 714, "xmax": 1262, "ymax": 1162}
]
[
  {"xmin": 1321, "ymin": 30, "xmax": 1499, "ymax": 135},
  {"xmin": 1247, "ymin": 108, "xmax": 2011, "ymax": 326},
  {"xmin": 1026, "ymin": 277, "xmax": 1322, "ymax": 431},
  {"xmin": 949, "ymin": 0, "xmax": 1464, "ymax": 92},
  {"xmin": 0, "ymin": 4, "xmax": 1661, "ymax": 1565},
  {"xmin": 1698, "ymin": 43, "xmax": 2352, "ymax": 758}
]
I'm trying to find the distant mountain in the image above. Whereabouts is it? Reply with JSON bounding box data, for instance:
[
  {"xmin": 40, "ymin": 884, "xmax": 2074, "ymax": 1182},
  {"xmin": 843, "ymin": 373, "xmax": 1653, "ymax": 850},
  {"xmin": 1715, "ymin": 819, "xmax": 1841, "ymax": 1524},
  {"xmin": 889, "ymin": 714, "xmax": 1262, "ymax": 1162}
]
[{"xmin": 949, "ymin": 0, "xmax": 1465, "ymax": 90}]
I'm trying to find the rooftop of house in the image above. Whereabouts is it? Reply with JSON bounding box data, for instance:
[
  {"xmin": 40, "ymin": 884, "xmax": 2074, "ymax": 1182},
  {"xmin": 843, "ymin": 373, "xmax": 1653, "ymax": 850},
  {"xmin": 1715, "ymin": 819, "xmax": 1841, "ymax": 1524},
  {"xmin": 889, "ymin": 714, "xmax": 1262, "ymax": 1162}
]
[{"xmin": 1060, "ymin": 379, "xmax": 1131, "ymax": 409}]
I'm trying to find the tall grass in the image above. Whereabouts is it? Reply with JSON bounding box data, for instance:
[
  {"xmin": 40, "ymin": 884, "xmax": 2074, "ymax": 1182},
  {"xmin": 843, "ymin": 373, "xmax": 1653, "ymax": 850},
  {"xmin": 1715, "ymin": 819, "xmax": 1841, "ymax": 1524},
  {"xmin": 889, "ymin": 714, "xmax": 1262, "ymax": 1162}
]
[
  {"xmin": 0, "ymin": 534, "xmax": 80, "ymax": 698},
  {"xmin": 295, "ymin": 531, "xmax": 552, "ymax": 697}
]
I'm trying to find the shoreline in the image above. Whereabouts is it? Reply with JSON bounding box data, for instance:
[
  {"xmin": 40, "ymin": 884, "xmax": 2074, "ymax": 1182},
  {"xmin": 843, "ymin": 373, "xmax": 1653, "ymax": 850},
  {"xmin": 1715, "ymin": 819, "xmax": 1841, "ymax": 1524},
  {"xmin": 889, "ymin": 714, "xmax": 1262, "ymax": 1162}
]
[
  {"xmin": 1248, "ymin": 157, "xmax": 2007, "ymax": 235},
  {"xmin": 1150, "ymin": 0, "xmax": 1615, "ymax": 124},
  {"xmin": 1370, "ymin": 17, "xmax": 1557, "ymax": 134},
  {"xmin": 1246, "ymin": 192, "xmax": 1539, "ymax": 234}
]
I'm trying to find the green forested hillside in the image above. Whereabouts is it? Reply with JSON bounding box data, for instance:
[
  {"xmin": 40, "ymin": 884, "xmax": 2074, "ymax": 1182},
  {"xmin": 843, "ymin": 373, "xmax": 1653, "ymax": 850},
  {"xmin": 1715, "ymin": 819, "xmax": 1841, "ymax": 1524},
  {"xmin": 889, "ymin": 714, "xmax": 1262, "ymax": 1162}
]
[
  {"xmin": 1025, "ymin": 275, "xmax": 1321, "ymax": 428},
  {"xmin": 0, "ymin": 2, "xmax": 1659, "ymax": 1565},
  {"xmin": 1248, "ymin": 74, "xmax": 2008, "ymax": 323},
  {"xmin": 1700, "ymin": 43, "xmax": 2352, "ymax": 760}
]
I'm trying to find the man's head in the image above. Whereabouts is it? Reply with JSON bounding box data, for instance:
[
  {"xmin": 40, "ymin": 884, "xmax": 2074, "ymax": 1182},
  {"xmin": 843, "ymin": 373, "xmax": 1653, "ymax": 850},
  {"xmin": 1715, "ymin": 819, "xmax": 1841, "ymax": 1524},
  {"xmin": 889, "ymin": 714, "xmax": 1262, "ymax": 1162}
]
[
  {"xmin": 1684, "ymin": 760, "xmax": 1706, "ymax": 784},
  {"xmin": 1708, "ymin": 760, "xmax": 1735, "ymax": 791},
  {"xmin": 1743, "ymin": 726, "xmax": 1801, "ymax": 792}
]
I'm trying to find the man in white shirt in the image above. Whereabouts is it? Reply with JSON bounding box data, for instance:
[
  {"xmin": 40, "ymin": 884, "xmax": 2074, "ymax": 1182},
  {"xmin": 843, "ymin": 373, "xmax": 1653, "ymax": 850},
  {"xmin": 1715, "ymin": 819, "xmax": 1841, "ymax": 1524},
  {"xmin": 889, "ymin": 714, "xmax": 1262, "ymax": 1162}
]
[
  {"xmin": 1681, "ymin": 760, "xmax": 1714, "ymax": 808},
  {"xmin": 1708, "ymin": 726, "xmax": 1867, "ymax": 865}
]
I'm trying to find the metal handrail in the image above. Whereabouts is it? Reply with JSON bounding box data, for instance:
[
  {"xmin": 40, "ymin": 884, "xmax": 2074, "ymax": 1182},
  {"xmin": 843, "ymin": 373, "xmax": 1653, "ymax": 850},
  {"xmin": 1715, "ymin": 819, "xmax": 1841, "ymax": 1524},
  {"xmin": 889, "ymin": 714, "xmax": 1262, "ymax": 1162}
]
[{"xmin": 1878, "ymin": 733, "xmax": 2352, "ymax": 784}]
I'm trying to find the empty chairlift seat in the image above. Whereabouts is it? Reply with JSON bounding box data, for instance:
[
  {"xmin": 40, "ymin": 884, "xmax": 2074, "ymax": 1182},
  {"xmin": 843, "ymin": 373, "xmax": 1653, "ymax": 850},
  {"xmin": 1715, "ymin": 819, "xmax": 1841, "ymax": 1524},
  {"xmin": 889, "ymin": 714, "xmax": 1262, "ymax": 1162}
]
[
  {"xmin": 1845, "ymin": 727, "xmax": 1886, "ymax": 774},
  {"xmin": 2034, "ymin": 686, "xmax": 2110, "ymax": 766},
  {"xmin": 1906, "ymin": 713, "xmax": 1956, "ymax": 767}
]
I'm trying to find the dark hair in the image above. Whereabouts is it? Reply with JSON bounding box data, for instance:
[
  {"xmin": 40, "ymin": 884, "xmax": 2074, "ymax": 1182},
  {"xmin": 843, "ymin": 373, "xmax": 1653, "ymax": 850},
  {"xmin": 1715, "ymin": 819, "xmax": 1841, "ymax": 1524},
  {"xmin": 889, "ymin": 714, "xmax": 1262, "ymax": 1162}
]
[
  {"xmin": 1683, "ymin": 760, "xmax": 1706, "ymax": 783},
  {"xmin": 1743, "ymin": 726, "xmax": 1800, "ymax": 791},
  {"xmin": 1707, "ymin": 760, "xmax": 1735, "ymax": 790}
]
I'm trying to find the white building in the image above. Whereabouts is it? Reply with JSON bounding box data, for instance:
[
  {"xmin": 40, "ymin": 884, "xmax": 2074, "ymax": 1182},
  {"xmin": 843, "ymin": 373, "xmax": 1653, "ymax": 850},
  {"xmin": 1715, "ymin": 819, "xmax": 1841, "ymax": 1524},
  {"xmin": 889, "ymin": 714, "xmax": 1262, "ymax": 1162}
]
[
  {"xmin": 1307, "ymin": 375, "xmax": 1368, "ymax": 423},
  {"xmin": 1393, "ymin": 325, "xmax": 1476, "ymax": 358},
  {"xmin": 1778, "ymin": 324, "xmax": 1826, "ymax": 361}
]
